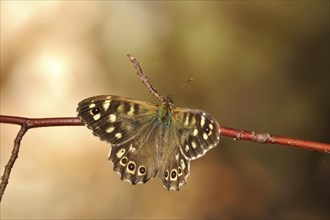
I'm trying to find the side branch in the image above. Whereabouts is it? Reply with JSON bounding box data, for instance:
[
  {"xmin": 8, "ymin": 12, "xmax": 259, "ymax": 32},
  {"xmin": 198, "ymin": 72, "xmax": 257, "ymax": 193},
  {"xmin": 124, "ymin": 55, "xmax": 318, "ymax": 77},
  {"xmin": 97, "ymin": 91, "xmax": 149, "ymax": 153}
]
[
  {"xmin": 0, "ymin": 125, "xmax": 28, "ymax": 202},
  {"xmin": 0, "ymin": 115, "xmax": 82, "ymax": 202}
]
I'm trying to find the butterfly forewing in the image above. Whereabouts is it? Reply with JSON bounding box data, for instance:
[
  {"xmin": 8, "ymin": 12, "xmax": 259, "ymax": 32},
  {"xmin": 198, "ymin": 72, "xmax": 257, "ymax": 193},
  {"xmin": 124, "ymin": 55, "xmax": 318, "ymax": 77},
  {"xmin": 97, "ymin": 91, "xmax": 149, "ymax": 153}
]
[
  {"xmin": 173, "ymin": 108, "xmax": 220, "ymax": 160},
  {"xmin": 77, "ymin": 95, "xmax": 163, "ymax": 185},
  {"xmin": 77, "ymin": 95, "xmax": 157, "ymax": 145}
]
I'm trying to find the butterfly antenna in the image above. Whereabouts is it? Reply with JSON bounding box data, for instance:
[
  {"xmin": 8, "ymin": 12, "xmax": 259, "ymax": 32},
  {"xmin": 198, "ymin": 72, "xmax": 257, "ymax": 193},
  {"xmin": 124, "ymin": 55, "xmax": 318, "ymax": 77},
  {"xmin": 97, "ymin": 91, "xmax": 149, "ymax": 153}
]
[
  {"xmin": 170, "ymin": 77, "xmax": 195, "ymax": 97},
  {"xmin": 127, "ymin": 54, "xmax": 165, "ymax": 103}
]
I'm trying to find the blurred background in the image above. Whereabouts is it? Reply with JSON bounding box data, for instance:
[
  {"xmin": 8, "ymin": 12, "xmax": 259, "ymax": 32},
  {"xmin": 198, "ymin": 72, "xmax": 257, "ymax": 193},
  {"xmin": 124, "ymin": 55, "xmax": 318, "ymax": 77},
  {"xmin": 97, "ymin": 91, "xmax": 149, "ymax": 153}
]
[{"xmin": 1, "ymin": 1, "xmax": 329, "ymax": 219}]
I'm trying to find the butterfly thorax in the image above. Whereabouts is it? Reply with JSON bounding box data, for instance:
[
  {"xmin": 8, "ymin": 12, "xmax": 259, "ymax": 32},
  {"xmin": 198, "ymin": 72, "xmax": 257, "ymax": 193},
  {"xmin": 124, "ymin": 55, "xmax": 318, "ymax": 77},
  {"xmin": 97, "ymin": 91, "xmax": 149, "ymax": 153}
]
[{"xmin": 157, "ymin": 100, "xmax": 174, "ymax": 125}]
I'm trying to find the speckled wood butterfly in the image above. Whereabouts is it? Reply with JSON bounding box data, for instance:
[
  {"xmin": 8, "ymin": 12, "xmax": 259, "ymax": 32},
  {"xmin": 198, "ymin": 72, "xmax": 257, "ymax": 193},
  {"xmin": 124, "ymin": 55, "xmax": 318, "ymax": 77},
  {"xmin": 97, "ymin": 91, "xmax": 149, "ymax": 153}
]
[{"xmin": 77, "ymin": 54, "xmax": 220, "ymax": 190}]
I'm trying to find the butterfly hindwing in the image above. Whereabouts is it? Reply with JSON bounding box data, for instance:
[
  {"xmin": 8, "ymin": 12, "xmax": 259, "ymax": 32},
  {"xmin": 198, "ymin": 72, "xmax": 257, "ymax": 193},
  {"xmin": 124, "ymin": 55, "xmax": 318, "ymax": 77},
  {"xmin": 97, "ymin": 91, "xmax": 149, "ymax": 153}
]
[
  {"xmin": 109, "ymin": 113, "xmax": 172, "ymax": 185},
  {"xmin": 109, "ymin": 139, "xmax": 158, "ymax": 185},
  {"xmin": 157, "ymin": 145, "xmax": 190, "ymax": 191}
]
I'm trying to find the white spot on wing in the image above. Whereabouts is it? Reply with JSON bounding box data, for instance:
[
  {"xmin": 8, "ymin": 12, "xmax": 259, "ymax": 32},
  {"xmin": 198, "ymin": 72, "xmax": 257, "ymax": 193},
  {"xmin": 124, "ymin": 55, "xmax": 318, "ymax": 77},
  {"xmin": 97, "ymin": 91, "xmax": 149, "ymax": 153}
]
[
  {"xmin": 109, "ymin": 114, "xmax": 116, "ymax": 122},
  {"xmin": 89, "ymin": 103, "xmax": 96, "ymax": 109},
  {"xmin": 106, "ymin": 126, "xmax": 114, "ymax": 133},
  {"xmin": 117, "ymin": 103, "xmax": 125, "ymax": 112},
  {"xmin": 164, "ymin": 170, "xmax": 169, "ymax": 180},
  {"xmin": 170, "ymin": 169, "xmax": 177, "ymax": 181},
  {"xmin": 200, "ymin": 116, "xmax": 206, "ymax": 127},
  {"xmin": 178, "ymin": 168, "xmax": 182, "ymax": 177},
  {"xmin": 193, "ymin": 129, "xmax": 198, "ymax": 136},
  {"xmin": 103, "ymin": 100, "xmax": 111, "ymax": 111},
  {"xmin": 137, "ymin": 166, "xmax": 146, "ymax": 176},
  {"xmin": 191, "ymin": 141, "xmax": 197, "ymax": 149},
  {"xmin": 129, "ymin": 144, "xmax": 136, "ymax": 152},
  {"xmin": 119, "ymin": 157, "xmax": 128, "ymax": 166},
  {"xmin": 203, "ymin": 133, "xmax": 208, "ymax": 140},
  {"xmin": 180, "ymin": 159, "xmax": 186, "ymax": 170},
  {"xmin": 123, "ymin": 178, "xmax": 132, "ymax": 184},
  {"xmin": 184, "ymin": 114, "xmax": 189, "ymax": 126},
  {"xmin": 93, "ymin": 113, "xmax": 101, "ymax": 120},
  {"xmin": 179, "ymin": 182, "xmax": 185, "ymax": 187},
  {"xmin": 116, "ymin": 148, "xmax": 126, "ymax": 158},
  {"xmin": 126, "ymin": 161, "xmax": 136, "ymax": 174},
  {"xmin": 128, "ymin": 105, "xmax": 135, "ymax": 116},
  {"xmin": 115, "ymin": 133, "xmax": 122, "ymax": 139},
  {"xmin": 191, "ymin": 116, "xmax": 196, "ymax": 125},
  {"xmin": 185, "ymin": 145, "xmax": 189, "ymax": 152}
]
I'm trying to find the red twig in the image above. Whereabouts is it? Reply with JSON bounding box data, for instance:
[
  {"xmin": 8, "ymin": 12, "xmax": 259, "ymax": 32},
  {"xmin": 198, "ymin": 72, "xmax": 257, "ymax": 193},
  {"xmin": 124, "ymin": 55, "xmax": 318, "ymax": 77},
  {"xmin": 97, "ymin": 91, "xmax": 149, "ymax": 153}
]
[
  {"xmin": 220, "ymin": 126, "xmax": 330, "ymax": 153},
  {"xmin": 0, "ymin": 115, "xmax": 329, "ymax": 202},
  {"xmin": 0, "ymin": 115, "xmax": 82, "ymax": 128},
  {"xmin": 1, "ymin": 115, "xmax": 328, "ymax": 152},
  {"xmin": 0, "ymin": 115, "xmax": 81, "ymax": 202},
  {"xmin": 0, "ymin": 125, "xmax": 28, "ymax": 203}
]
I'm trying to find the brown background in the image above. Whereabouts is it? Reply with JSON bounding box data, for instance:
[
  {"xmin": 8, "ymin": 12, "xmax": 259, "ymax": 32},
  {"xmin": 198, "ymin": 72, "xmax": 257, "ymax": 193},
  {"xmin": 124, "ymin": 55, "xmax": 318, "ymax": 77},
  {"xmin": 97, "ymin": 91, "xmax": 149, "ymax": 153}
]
[{"xmin": 1, "ymin": 1, "xmax": 329, "ymax": 219}]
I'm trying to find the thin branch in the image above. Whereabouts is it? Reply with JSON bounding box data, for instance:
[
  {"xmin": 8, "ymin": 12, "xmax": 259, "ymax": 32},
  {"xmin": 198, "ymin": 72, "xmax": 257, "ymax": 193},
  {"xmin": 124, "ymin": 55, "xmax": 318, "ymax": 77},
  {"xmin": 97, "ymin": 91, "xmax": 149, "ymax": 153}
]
[
  {"xmin": 1, "ymin": 115, "xmax": 328, "ymax": 152},
  {"xmin": 0, "ymin": 115, "xmax": 82, "ymax": 128},
  {"xmin": 0, "ymin": 115, "xmax": 329, "ymax": 202},
  {"xmin": 0, "ymin": 115, "xmax": 81, "ymax": 202},
  {"xmin": 0, "ymin": 125, "xmax": 28, "ymax": 202},
  {"xmin": 220, "ymin": 126, "xmax": 330, "ymax": 153}
]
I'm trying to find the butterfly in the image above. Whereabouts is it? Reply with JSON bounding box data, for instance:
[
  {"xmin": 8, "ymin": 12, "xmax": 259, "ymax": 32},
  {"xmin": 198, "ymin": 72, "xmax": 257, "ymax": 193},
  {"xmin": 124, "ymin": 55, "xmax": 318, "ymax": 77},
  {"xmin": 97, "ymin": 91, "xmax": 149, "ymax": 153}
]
[{"xmin": 77, "ymin": 54, "xmax": 220, "ymax": 190}]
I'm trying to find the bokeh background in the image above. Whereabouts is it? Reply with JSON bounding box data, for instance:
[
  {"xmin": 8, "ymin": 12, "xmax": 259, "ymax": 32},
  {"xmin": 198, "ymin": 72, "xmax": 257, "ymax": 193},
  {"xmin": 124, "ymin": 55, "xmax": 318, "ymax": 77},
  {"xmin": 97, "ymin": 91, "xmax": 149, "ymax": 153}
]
[{"xmin": 1, "ymin": 1, "xmax": 329, "ymax": 219}]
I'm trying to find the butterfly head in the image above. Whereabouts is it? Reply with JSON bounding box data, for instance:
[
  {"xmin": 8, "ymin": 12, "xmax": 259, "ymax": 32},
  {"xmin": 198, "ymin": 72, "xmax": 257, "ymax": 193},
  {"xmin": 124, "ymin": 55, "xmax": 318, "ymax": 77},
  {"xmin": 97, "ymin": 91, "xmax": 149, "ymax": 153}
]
[{"xmin": 164, "ymin": 95, "xmax": 174, "ymax": 105}]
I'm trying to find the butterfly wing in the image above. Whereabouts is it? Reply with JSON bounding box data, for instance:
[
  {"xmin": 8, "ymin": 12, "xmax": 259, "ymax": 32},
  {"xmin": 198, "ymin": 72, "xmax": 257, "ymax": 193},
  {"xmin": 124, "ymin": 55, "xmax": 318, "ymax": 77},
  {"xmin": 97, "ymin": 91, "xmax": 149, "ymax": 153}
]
[
  {"xmin": 156, "ymin": 133, "xmax": 191, "ymax": 191},
  {"xmin": 156, "ymin": 107, "xmax": 220, "ymax": 190},
  {"xmin": 172, "ymin": 107, "xmax": 220, "ymax": 160},
  {"xmin": 77, "ymin": 95, "xmax": 160, "ymax": 184}
]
